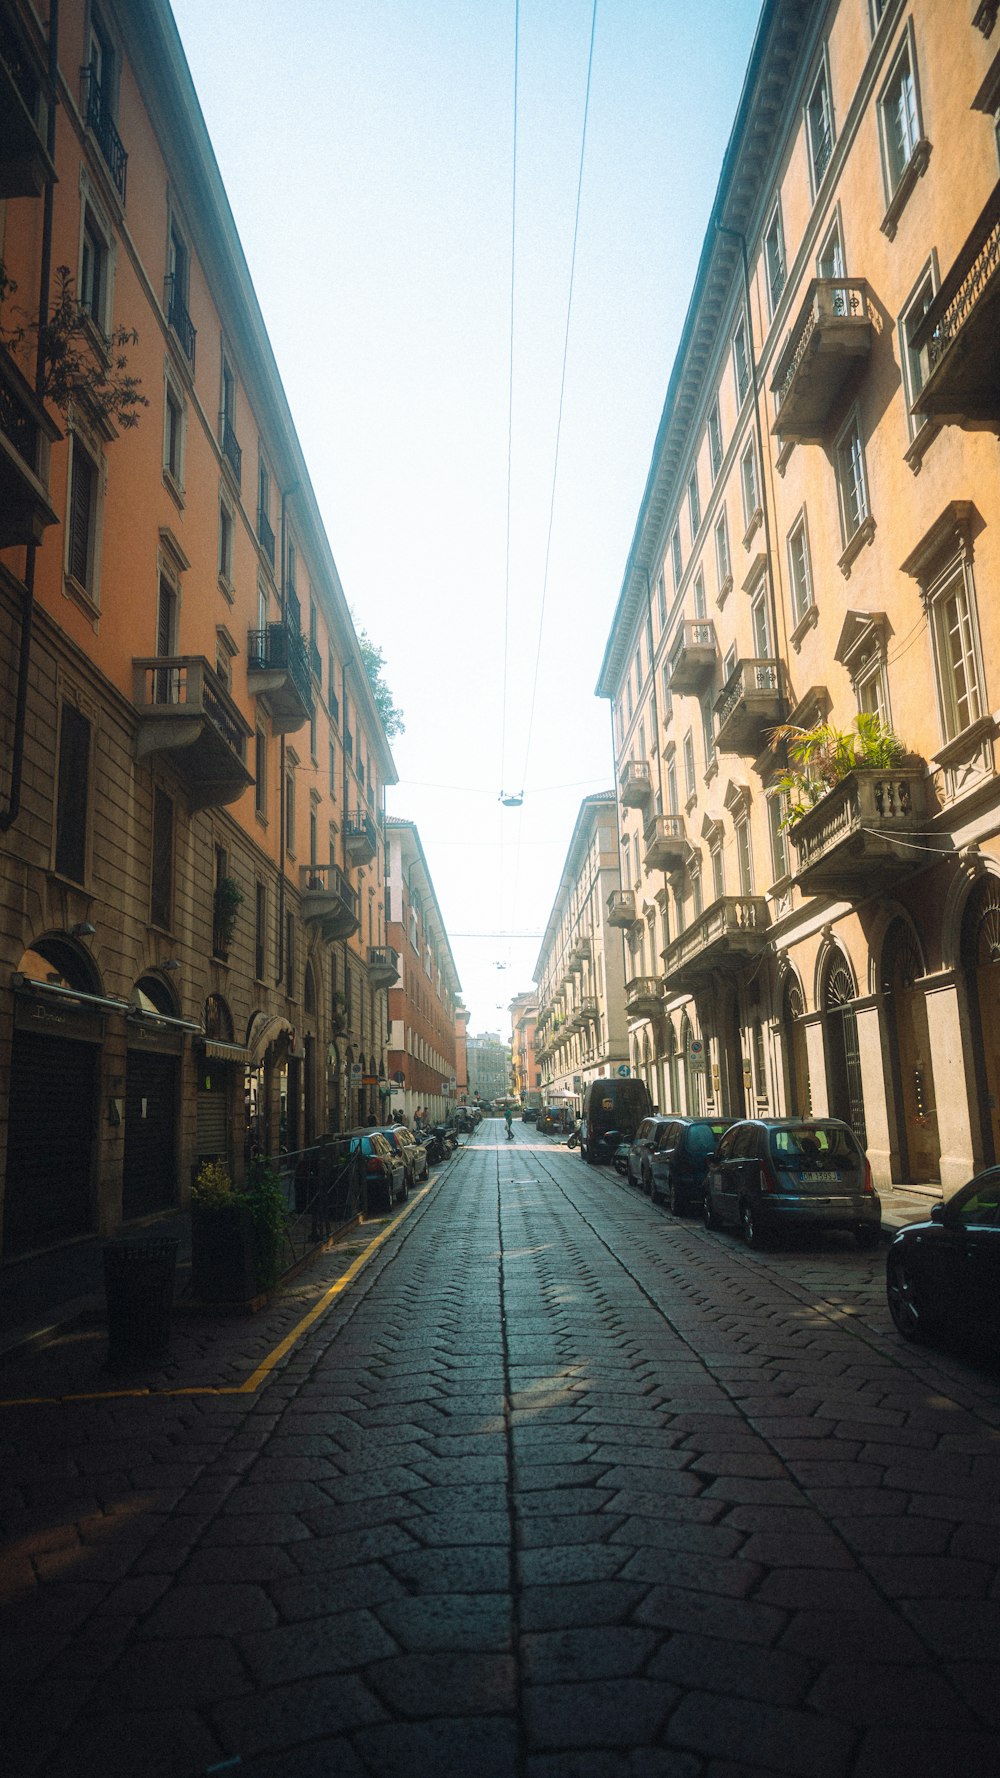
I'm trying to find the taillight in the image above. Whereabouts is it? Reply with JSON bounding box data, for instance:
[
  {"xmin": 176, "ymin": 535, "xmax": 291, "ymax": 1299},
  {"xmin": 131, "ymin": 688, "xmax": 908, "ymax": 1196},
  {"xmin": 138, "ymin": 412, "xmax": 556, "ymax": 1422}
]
[
  {"xmin": 863, "ymin": 1160, "xmax": 875, "ymax": 1196},
  {"xmin": 759, "ymin": 1157, "xmax": 780, "ymax": 1195},
  {"xmin": 366, "ymin": 1157, "xmax": 383, "ymax": 1175}
]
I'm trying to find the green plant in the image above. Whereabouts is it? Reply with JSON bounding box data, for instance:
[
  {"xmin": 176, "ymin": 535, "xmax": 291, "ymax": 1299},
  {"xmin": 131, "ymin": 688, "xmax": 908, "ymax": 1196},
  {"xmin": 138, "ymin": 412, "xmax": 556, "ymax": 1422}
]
[
  {"xmin": 213, "ymin": 875, "xmax": 243, "ymax": 950},
  {"xmin": 191, "ymin": 1159, "xmax": 235, "ymax": 1207},
  {"xmin": 767, "ymin": 713, "xmax": 906, "ymax": 828},
  {"xmin": 1, "ymin": 263, "xmax": 148, "ymax": 430},
  {"xmin": 244, "ymin": 1156, "xmax": 288, "ymax": 1291}
]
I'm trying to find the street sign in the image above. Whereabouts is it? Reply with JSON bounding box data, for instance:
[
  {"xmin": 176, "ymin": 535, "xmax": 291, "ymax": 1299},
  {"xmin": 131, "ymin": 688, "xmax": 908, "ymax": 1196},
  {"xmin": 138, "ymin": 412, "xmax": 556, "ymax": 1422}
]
[
  {"xmin": 689, "ymin": 1039, "xmax": 704, "ymax": 1057},
  {"xmin": 616, "ymin": 1064, "xmax": 630, "ymax": 1078}
]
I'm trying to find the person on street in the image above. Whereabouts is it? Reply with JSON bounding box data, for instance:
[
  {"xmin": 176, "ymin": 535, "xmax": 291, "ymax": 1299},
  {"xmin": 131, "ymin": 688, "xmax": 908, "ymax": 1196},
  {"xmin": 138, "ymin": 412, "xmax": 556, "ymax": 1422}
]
[{"xmin": 504, "ymin": 1105, "xmax": 514, "ymax": 1140}]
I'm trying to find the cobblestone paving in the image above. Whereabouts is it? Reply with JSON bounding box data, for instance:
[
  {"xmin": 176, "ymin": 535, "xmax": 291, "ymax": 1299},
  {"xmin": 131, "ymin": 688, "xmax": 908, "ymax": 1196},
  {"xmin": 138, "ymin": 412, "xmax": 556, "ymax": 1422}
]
[{"xmin": 2, "ymin": 1124, "xmax": 1000, "ymax": 1777}]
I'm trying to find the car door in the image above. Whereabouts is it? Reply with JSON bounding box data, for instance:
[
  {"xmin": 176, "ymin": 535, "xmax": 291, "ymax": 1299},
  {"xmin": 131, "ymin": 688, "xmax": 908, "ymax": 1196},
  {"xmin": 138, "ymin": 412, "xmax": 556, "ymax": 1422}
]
[
  {"xmin": 651, "ymin": 1121, "xmax": 678, "ymax": 1200},
  {"xmin": 707, "ymin": 1126, "xmax": 738, "ymax": 1224},
  {"xmin": 718, "ymin": 1124, "xmax": 757, "ymax": 1224}
]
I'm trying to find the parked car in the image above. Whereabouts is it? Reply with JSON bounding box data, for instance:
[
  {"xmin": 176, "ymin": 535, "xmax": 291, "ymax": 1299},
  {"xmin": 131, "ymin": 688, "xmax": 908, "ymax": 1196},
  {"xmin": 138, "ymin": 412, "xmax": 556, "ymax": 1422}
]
[
  {"xmin": 582, "ymin": 1077, "xmax": 653, "ymax": 1165},
  {"xmin": 626, "ymin": 1116, "xmax": 675, "ymax": 1193},
  {"xmin": 704, "ymin": 1118, "xmax": 881, "ymax": 1249},
  {"xmin": 650, "ymin": 1116, "xmax": 737, "ymax": 1213},
  {"xmin": 375, "ymin": 1125, "xmax": 428, "ymax": 1187},
  {"xmin": 347, "ymin": 1130, "xmax": 407, "ymax": 1212},
  {"xmin": 886, "ymin": 1168, "xmax": 1000, "ymax": 1346},
  {"xmin": 521, "ymin": 1106, "xmax": 538, "ymax": 1123}
]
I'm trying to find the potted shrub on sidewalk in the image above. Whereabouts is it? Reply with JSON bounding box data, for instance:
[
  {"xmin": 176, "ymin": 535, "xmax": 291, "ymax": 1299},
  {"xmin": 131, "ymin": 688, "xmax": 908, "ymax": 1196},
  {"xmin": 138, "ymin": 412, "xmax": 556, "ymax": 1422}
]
[{"xmin": 190, "ymin": 1159, "xmax": 288, "ymax": 1303}]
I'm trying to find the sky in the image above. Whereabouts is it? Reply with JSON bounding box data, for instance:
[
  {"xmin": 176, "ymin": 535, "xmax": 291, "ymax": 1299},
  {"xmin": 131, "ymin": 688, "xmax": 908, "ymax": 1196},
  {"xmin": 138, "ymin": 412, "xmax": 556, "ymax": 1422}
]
[{"xmin": 169, "ymin": 0, "xmax": 762, "ymax": 1033}]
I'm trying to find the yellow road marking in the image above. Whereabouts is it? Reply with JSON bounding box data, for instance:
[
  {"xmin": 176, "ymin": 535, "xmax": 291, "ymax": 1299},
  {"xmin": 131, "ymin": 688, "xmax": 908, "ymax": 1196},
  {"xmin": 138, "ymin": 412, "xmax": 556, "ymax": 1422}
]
[{"xmin": 0, "ymin": 1184, "xmax": 430, "ymax": 1409}]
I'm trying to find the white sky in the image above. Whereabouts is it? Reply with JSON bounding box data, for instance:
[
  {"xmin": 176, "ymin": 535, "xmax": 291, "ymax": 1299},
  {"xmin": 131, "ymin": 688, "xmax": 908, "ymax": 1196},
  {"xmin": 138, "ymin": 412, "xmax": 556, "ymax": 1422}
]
[{"xmin": 169, "ymin": 0, "xmax": 762, "ymax": 1032}]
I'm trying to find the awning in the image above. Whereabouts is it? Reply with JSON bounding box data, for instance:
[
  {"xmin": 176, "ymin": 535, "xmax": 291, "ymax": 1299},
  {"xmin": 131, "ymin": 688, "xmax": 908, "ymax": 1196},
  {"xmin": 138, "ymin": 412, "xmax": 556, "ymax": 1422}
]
[
  {"xmin": 200, "ymin": 1038, "xmax": 250, "ymax": 1063},
  {"xmin": 11, "ymin": 975, "xmax": 130, "ymax": 1017},
  {"xmin": 127, "ymin": 1010, "xmax": 203, "ymax": 1035}
]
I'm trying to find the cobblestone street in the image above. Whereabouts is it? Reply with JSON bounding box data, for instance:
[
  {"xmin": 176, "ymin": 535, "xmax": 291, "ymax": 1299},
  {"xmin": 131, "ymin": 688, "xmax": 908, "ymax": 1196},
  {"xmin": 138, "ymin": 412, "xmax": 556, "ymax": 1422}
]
[{"xmin": 3, "ymin": 1122, "xmax": 1000, "ymax": 1777}]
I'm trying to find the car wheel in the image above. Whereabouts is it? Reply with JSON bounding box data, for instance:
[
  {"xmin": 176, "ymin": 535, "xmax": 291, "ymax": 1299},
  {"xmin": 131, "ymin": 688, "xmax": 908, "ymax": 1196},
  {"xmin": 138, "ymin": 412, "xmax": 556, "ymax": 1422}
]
[
  {"xmin": 855, "ymin": 1225, "xmax": 879, "ymax": 1251},
  {"xmin": 886, "ymin": 1248, "xmax": 925, "ymax": 1341},
  {"xmin": 703, "ymin": 1190, "xmax": 718, "ymax": 1231},
  {"xmin": 740, "ymin": 1199, "xmax": 767, "ymax": 1249},
  {"xmin": 400, "ymin": 1175, "xmax": 409, "ymax": 1202}
]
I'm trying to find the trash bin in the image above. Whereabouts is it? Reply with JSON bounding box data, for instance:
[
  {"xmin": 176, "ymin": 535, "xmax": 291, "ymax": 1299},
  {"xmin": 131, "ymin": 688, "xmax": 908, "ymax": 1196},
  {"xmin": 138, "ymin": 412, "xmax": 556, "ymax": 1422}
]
[{"xmin": 103, "ymin": 1236, "xmax": 178, "ymax": 1372}]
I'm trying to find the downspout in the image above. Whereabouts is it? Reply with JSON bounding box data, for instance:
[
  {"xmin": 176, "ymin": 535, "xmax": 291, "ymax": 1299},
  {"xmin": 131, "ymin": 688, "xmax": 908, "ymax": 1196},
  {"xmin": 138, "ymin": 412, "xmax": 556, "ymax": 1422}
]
[
  {"xmin": 608, "ymin": 692, "xmax": 630, "ymax": 1071},
  {"xmin": 0, "ymin": 0, "xmax": 59, "ymax": 833},
  {"xmin": 275, "ymin": 483, "xmax": 297, "ymax": 988}
]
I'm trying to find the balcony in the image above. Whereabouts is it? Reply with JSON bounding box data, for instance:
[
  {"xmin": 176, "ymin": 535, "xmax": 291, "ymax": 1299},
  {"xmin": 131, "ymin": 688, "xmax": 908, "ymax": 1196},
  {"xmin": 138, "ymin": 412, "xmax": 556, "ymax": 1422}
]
[
  {"xmin": 620, "ymin": 758, "xmax": 653, "ymax": 807},
  {"xmin": 247, "ymin": 623, "xmax": 313, "ymax": 735},
  {"xmin": 0, "ymin": 348, "xmax": 60, "ymax": 548},
  {"xmin": 625, "ymin": 975, "xmax": 663, "ymax": 1021},
  {"xmin": 663, "ymin": 896, "xmax": 770, "ymax": 995},
  {"xmin": 257, "ymin": 508, "xmax": 276, "ymax": 571},
  {"xmin": 300, "ymin": 863, "xmax": 359, "ymax": 940},
  {"xmin": 132, "ymin": 656, "xmax": 253, "ymax": 809},
  {"xmin": 607, "ymin": 889, "xmax": 636, "ymax": 928},
  {"xmin": 0, "ymin": 10, "xmax": 55, "ymax": 197},
  {"xmin": 771, "ymin": 278, "xmax": 873, "ymax": 441},
  {"xmin": 165, "ymin": 275, "xmax": 196, "ymax": 366},
  {"xmin": 220, "ymin": 414, "xmax": 242, "ymax": 486},
  {"xmin": 790, "ymin": 766, "xmax": 931, "ymax": 897},
  {"xmin": 576, "ymin": 996, "xmax": 598, "ymax": 1024},
  {"xmin": 643, "ymin": 813, "xmax": 690, "ymax": 874},
  {"xmin": 570, "ymin": 935, "xmax": 592, "ymax": 970},
  {"xmin": 910, "ymin": 183, "xmax": 1000, "ymax": 432},
  {"xmin": 83, "ymin": 63, "xmax": 127, "ymax": 203},
  {"xmin": 667, "ymin": 620, "xmax": 717, "ymax": 695},
  {"xmin": 367, "ymin": 945, "xmax": 400, "ymax": 988},
  {"xmin": 714, "ymin": 659, "xmax": 786, "ymax": 757},
  {"xmin": 344, "ymin": 809, "xmax": 377, "ymax": 865}
]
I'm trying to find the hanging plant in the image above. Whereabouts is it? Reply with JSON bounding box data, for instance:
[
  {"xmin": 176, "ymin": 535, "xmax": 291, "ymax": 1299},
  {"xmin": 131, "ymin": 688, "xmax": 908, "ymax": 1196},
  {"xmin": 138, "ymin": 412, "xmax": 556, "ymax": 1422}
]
[{"xmin": 213, "ymin": 876, "xmax": 243, "ymax": 952}]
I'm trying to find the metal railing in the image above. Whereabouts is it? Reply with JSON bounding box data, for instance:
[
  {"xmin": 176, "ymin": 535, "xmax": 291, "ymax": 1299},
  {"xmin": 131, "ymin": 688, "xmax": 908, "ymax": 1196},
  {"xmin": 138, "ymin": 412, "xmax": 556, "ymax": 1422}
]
[
  {"xmin": 83, "ymin": 63, "xmax": 127, "ymax": 201},
  {"xmin": 772, "ymin": 278, "xmax": 870, "ymax": 414},
  {"xmin": 165, "ymin": 274, "xmax": 196, "ymax": 364},
  {"xmin": 909, "ymin": 182, "xmax": 1000, "ymax": 371},
  {"xmin": 0, "ymin": 350, "xmax": 38, "ymax": 464},
  {"xmin": 276, "ymin": 1138, "xmax": 366, "ymax": 1263},
  {"xmin": 220, "ymin": 413, "xmax": 242, "ymax": 484},
  {"xmin": 132, "ymin": 655, "xmax": 249, "ymax": 760},
  {"xmin": 247, "ymin": 622, "xmax": 313, "ymax": 709}
]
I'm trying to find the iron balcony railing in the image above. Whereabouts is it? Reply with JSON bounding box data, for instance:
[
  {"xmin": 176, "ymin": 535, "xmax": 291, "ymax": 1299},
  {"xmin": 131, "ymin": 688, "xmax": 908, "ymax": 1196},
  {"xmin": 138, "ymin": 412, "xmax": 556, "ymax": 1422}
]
[
  {"xmin": 83, "ymin": 63, "xmax": 127, "ymax": 202},
  {"xmin": 910, "ymin": 181, "xmax": 1000, "ymax": 373},
  {"xmin": 0, "ymin": 351, "xmax": 38, "ymax": 464},
  {"xmin": 257, "ymin": 507, "xmax": 275, "ymax": 570},
  {"xmin": 247, "ymin": 622, "xmax": 313, "ymax": 710},
  {"xmin": 220, "ymin": 413, "xmax": 242, "ymax": 485},
  {"xmin": 133, "ymin": 655, "xmax": 248, "ymax": 758},
  {"xmin": 165, "ymin": 274, "xmax": 196, "ymax": 365},
  {"xmin": 344, "ymin": 810, "xmax": 377, "ymax": 856}
]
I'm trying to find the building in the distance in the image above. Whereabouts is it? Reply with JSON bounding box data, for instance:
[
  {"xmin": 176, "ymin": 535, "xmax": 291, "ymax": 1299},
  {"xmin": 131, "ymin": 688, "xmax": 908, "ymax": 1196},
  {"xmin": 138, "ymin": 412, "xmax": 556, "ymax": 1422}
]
[
  {"xmin": 508, "ymin": 991, "xmax": 539, "ymax": 1104},
  {"xmin": 384, "ymin": 819, "xmax": 462, "ymax": 1123},
  {"xmin": 466, "ymin": 1033, "xmax": 512, "ymax": 1106},
  {"xmin": 533, "ymin": 793, "xmax": 629, "ymax": 1115}
]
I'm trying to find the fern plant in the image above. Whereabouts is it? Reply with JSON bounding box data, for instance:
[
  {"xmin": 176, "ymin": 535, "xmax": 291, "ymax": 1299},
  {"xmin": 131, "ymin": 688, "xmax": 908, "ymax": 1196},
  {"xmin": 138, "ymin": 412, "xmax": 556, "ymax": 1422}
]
[{"xmin": 767, "ymin": 714, "xmax": 906, "ymax": 828}]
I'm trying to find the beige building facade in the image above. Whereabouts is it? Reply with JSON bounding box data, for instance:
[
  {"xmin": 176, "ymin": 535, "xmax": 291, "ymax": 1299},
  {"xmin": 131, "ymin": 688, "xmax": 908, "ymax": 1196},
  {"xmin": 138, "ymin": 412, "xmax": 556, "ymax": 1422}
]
[
  {"xmin": 598, "ymin": 0, "xmax": 1000, "ymax": 1193},
  {"xmin": 534, "ymin": 792, "xmax": 630, "ymax": 1113}
]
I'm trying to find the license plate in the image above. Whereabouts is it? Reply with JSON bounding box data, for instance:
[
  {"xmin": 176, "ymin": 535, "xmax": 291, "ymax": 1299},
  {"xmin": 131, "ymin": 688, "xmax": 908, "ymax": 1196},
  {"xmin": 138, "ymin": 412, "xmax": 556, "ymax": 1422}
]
[{"xmin": 802, "ymin": 1171, "xmax": 841, "ymax": 1183}]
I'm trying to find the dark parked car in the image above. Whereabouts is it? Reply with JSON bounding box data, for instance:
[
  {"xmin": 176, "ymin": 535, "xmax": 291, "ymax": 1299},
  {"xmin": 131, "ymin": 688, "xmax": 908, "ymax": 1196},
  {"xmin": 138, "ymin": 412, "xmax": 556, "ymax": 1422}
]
[
  {"xmin": 626, "ymin": 1116, "xmax": 675, "ymax": 1193},
  {"xmin": 521, "ymin": 1106, "xmax": 539, "ymax": 1123},
  {"xmin": 886, "ymin": 1168, "xmax": 1000, "ymax": 1346},
  {"xmin": 650, "ymin": 1116, "xmax": 736, "ymax": 1213},
  {"xmin": 704, "ymin": 1118, "xmax": 881, "ymax": 1249},
  {"xmin": 348, "ymin": 1130, "xmax": 407, "ymax": 1211},
  {"xmin": 375, "ymin": 1126, "xmax": 428, "ymax": 1187}
]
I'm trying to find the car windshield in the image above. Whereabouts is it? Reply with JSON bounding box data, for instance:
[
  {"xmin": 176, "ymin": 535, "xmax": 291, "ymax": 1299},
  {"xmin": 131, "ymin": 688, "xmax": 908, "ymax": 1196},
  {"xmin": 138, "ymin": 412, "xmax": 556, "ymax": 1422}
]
[
  {"xmin": 689, "ymin": 1122, "xmax": 729, "ymax": 1156},
  {"xmin": 771, "ymin": 1125, "xmax": 861, "ymax": 1166}
]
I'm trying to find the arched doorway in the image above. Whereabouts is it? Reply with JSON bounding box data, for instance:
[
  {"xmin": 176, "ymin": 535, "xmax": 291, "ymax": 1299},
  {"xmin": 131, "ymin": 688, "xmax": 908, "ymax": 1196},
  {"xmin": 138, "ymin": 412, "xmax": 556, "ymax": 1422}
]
[
  {"xmin": 124, "ymin": 973, "xmax": 181, "ymax": 1219},
  {"xmin": 881, "ymin": 919, "xmax": 939, "ymax": 1183},
  {"xmin": 779, "ymin": 974, "xmax": 810, "ymax": 1117},
  {"xmin": 5, "ymin": 938, "xmax": 104, "ymax": 1254},
  {"xmin": 960, "ymin": 874, "xmax": 1000, "ymax": 1167},
  {"xmin": 822, "ymin": 949, "xmax": 867, "ymax": 1148},
  {"xmin": 680, "ymin": 1014, "xmax": 703, "ymax": 1115},
  {"xmin": 716, "ymin": 986, "xmax": 746, "ymax": 1118}
]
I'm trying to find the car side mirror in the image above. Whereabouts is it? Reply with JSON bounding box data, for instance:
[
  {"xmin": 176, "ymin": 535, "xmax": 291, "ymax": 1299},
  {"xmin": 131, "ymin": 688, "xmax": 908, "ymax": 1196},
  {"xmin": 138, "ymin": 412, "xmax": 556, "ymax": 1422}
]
[{"xmin": 929, "ymin": 1202, "xmax": 949, "ymax": 1224}]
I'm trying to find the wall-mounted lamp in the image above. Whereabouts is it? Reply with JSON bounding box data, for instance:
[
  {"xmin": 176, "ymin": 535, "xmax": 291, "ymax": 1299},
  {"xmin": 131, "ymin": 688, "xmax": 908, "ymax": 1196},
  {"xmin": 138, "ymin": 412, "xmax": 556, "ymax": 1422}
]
[
  {"xmin": 71, "ymin": 922, "xmax": 96, "ymax": 938},
  {"xmin": 162, "ymin": 959, "xmax": 182, "ymax": 972}
]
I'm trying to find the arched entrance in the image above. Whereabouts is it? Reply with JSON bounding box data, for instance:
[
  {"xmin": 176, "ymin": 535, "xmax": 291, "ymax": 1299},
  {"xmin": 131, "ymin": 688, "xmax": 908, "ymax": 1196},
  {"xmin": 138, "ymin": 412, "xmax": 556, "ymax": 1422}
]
[
  {"xmin": 822, "ymin": 949, "xmax": 867, "ymax": 1148},
  {"xmin": 663, "ymin": 1023, "xmax": 679, "ymax": 1115},
  {"xmin": 716, "ymin": 987, "xmax": 746, "ymax": 1118},
  {"xmin": 779, "ymin": 974, "xmax": 810, "ymax": 1117},
  {"xmin": 881, "ymin": 919, "xmax": 939, "ymax": 1183},
  {"xmin": 5, "ymin": 938, "xmax": 104, "ymax": 1254},
  {"xmin": 960, "ymin": 874, "xmax": 1000, "ymax": 1167}
]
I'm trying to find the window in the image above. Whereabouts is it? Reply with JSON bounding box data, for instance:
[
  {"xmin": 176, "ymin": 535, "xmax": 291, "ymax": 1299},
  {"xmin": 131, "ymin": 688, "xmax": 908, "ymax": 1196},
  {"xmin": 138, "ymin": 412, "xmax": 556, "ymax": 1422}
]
[
  {"xmin": 80, "ymin": 207, "xmax": 109, "ymax": 333},
  {"xmin": 710, "ymin": 836, "xmax": 724, "ymax": 901},
  {"xmin": 645, "ymin": 613, "xmax": 654, "ymax": 666},
  {"xmin": 714, "ymin": 508, "xmax": 731, "ymax": 592},
  {"xmin": 255, "ymin": 727, "xmax": 267, "ymax": 818},
  {"xmin": 735, "ymin": 814, "xmax": 753, "ymax": 895},
  {"xmin": 164, "ymin": 378, "xmax": 184, "ymax": 491},
  {"xmin": 667, "ymin": 758, "xmax": 679, "ymax": 817},
  {"xmin": 787, "ymin": 510, "xmax": 814, "ymax": 628},
  {"xmin": 857, "ymin": 653, "xmax": 889, "ymax": 728},
  {"xmin": 671, "ymin": 523, "xmax": 683, "ymax": 590},
  {"xmin": 740, "ymin": 438, "xmax": 759, "ymax": 531},
  {"xmin": 880, "ymin": 36, "xmax": 922, "ymax": 199},
  {"xmin": 54, "ymin": 702, "xmax": 91, "ymax": 883},
  {"xmin": 634, "ymin": 644, "xmax": 643, "ymax": 697},
  {"xmin": 218, "ymin": 496, "xmax": 234, "ymax": 586},
  {"xmin": 929, "ymin": 562, "xmax": 985, "ymax": 743},
  {"xmin": 700, "ymin": 693, "xmax": 716, "ymax": 770},
  {"xmin": 707, "ymin": 398, "xmax": 723, "ymax": 481},
  {"xmin": 817, "ymin": 216, "xmax": 850, "ymax": 316},
  {"xmin": 656, "ymin": 573, "xmax": 666, "ymax": 629},
  {"xmin": 257, "ymin": 460, "xmax": 273, "ymax": 565},
  {"xmin": 751, "ymin": 589, "xmax": 771, "ymax": 661},
  {"xmin": 763, "ymin": 203, "xmax": 786, "ymax": 316},
  {"xmin": 329, "ymin": 740, "xmax": 337, "ymax": 796},
  {"xmin": 166, "ymin": 223, "xmax": 194, "ymax": 362},
  {"xmin": 150, "ymin": 786, "xmax": 173, "ymax": 930},
  {"xmin": 285, "ymin": 910, "xmax": 295, "ymax": 993},
  {"xmin": 768, "ymin": 790, "xmax": 789, "ymax": 882},
  {"xmin": 723, "ymin": 644, "xmax": 737, "ymax": 683},
  {"xmin": 807, "ymin": 60, "xmax": 834, "ymax": 192},
  {"xmin": 835, "ymin": 411, "xmax": 870, "ymax": 543},
  {"xmin": 691, "ymin": 860, "xmax": 703, "ymax": 919},
  {"xmin": 67, "ymin": 435, "xmax": 99, "ymax": 595},
  {"xmin": 693, "ymin": 569, "xmax": 707, "ymax": 619},
  {"xmin": 683, "ymin": 730, "xmax": 696, "ymax": 799},
  {"xmin": 899, "ymin": 262, "xmax": 937, "ymax": 438},
  {"xmin": 733, "ymin": 314, "xmax": 751, "ymax": 405},
  {"xmin": 687, "ymin": 467, "xmax": 701, "ymax": 539}
]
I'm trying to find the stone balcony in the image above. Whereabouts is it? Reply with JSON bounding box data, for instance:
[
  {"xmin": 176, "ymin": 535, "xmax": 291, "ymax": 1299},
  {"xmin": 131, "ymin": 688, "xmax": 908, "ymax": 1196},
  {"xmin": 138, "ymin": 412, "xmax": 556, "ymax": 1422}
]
[
  {"xmin": 667, "ymin": 619, "xmax": 717, "ymax": 696},
  {"xmin": 790, "ymin": 766, "xmax": 932, "ymax": 897},
  {"xmin": 299, "ymin": 863, "xmax": 359, "ymax": 941},
  {"xmin": 910, "ymin": 182, "xmax": 1000, "ymax": 432},
  {"xmin": 607, "ymin": 889, "xmax": 637, "ymax": 928},
  {"xmin": 771, "ymin": 278, "xmax": 873, "ymax": 441},
  {"xmin": 367, "ymin": 945, "xmax": 400, "ymax": 987},
  {"xmin": 625, "ymin": 975, "xmax": 663, "ymax": 1021},
  {"xmin": 663, "ymin": 895, "xmax": 770, "ymax": 995},
  {"xmin": 643, "ymin": 814, "xmax": 689, "ymax": 873},
  {"xmin": 714, "ymin": 659, "xmax": 786, "ymax": 757},
  {"xmin": 132, "ymin": 656, "xmax": 253, "ymax": 809},
  {"xmin": 247, "ymin": 623, "xmax": 313, "ymax": 735},
  {"xmin": 620, "ymin": 759, "xmax": 653, "ymax": 807}
]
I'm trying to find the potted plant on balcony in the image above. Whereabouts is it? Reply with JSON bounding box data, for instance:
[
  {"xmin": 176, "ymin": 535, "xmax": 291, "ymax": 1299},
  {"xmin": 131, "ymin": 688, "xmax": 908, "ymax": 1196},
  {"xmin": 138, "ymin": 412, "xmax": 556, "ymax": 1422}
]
[
  {"xmin": 212, "ymin": 875, "xmax": 243, "ymax": 959},
  {"xmin": 767, "ymin": 713, "xmax": 906, "ymax": 827}
]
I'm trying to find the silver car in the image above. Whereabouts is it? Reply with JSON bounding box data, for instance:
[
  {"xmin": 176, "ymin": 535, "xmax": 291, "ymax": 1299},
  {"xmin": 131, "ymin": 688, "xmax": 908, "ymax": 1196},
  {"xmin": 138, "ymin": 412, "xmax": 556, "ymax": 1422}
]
[{"xmin": 704, "ymin": 1118, "xmax": 881, "ymax": 1250}]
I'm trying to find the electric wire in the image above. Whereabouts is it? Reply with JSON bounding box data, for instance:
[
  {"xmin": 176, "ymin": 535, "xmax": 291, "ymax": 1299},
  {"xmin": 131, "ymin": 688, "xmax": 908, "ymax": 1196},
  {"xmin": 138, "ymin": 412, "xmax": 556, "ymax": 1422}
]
[{"xmin": 499, "ymin": 0, "xmax": 520, "ymax": 802}]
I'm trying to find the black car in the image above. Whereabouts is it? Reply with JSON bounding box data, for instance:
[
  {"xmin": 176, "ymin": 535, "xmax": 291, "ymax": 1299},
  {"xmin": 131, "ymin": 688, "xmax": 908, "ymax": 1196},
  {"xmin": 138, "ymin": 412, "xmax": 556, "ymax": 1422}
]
[
  {"xmin": 375, "ymin": 1126, "xmax": 428, "ymax": 1187},
  {"xmin": 347, "ymin": 1131, "xmax": 407, "ymax": 1211},
  {"xmin": 886, "ymin": 1168, "xmax": 1000, "ymax": 1346},
  {"xmin": 704, "ymin": 1118, "xmax": 881, "ymax": 1249},
  {"xmin": 626, "ymin": 1116, "xmax": 675, "ymax": 1193},
  {"xmin": 650, "ymin": 1116, "xmax": 736, "ymax": 1213}
]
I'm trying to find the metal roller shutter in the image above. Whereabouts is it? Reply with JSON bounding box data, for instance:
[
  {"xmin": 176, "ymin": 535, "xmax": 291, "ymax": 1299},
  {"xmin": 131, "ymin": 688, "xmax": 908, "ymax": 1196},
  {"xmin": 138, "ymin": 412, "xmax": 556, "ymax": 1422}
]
[{"xmin": 4, "ymin": 1034, "xmax": 97, "ymax": 1254}]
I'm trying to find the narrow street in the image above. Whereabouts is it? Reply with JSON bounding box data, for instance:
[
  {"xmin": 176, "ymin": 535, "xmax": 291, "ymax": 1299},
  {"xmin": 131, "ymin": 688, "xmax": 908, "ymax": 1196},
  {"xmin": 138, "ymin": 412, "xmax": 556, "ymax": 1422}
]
[{"xmin": 3, "ymin": 1121, "xmax": 1000, "ymax": 1778}]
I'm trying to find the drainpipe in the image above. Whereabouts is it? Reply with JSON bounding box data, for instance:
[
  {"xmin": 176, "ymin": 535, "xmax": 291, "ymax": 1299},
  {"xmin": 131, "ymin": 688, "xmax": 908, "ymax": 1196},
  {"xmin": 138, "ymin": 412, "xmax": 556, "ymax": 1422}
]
[
  {"xmin": 275, "ymin": 483, "xmax": 298, "ymax": 988},
  {"xmin": 1, "ymin": 0, "xmax": 59, "ymax": 833},
  {"xmin": 714, "ymin": 220, "xmax": 781, "ymax": 687}
]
